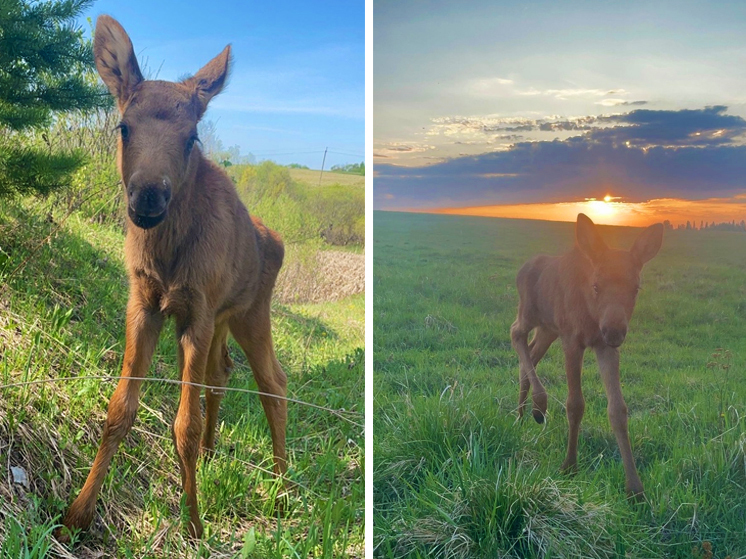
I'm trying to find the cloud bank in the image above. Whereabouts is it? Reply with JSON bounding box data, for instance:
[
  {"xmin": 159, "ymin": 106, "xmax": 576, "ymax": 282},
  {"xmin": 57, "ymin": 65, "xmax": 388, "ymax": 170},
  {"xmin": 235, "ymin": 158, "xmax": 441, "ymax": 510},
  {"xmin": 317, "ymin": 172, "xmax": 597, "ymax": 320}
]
[{"xmin": 375, "ymin": 106, "xmax": 746, "ymax": 209}]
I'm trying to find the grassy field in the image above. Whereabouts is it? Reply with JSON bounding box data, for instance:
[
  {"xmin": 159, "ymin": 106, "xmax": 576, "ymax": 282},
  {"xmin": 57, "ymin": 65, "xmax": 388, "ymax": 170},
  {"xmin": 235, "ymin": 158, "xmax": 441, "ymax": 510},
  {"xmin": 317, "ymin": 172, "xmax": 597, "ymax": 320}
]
[
  {"xmin": 287, "ymin": 169, "xmax": 365, "ymax": 189},
  {"xmin": 0, "ymin": 200, "xmax": 364, "ymax": 558},
  {"xmin": 373, "ymin": 211, "xmax": 746, "ymax": 559}
]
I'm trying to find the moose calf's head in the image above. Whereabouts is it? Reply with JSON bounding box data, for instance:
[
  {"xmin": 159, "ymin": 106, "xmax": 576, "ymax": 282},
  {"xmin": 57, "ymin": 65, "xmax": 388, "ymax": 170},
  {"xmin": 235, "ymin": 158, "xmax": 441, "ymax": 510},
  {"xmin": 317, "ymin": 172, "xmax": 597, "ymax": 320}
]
[
  {"xmin": 575, "ymin": 213, "xmax": 663, "ymax": 348},
  {"xmin": 94, "ymin": 15, "xmax": 230, "ymax": 229}
]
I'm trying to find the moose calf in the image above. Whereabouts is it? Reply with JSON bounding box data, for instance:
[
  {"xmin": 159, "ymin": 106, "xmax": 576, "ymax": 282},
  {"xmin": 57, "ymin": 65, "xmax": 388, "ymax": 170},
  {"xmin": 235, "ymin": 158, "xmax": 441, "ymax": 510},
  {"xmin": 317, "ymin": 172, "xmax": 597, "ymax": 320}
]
[
  {"xmin": 59, "ymin": 16, "xmax": 288, "ymax": 540},
  {"xmin": 511, "ymin": 213, "xmax": 662, "ymax": 499}
]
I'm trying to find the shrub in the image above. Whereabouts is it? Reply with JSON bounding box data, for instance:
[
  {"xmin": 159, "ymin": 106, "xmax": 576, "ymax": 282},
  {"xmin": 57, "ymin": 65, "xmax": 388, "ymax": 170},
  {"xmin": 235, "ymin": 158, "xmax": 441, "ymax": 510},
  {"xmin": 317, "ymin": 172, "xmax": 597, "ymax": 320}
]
[{"xmin": 235, "ymin": 161, "xmax": 364, "ymax": 247}]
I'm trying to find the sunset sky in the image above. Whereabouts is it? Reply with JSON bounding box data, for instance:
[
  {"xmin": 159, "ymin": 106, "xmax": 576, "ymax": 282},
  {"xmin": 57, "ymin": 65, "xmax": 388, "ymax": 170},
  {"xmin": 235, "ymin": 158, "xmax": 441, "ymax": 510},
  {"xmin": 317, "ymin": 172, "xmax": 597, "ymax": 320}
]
[{"xmin": 374, "ymin": 0, "xmax": 746, "ymax": 226}]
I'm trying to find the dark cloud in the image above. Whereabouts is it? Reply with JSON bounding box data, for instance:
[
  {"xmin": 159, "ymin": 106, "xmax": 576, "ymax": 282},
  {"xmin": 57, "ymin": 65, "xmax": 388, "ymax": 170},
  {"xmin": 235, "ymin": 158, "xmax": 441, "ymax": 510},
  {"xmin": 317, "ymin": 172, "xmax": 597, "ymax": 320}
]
[
  {"xmin": 375, "ymin": 106, "xmax": 746, "ymax": 209},
  {"xmin": 539, "ymin": 117, "xmax": 597, "ymax": 131},
  {"xmin": 619, "ymin": 100, "xmax": 648, "ymax": 106},
  {"xmin": 383, "ymin": 145, "xmax": 419, "ymax": 152},
  {"xmin": 594, "ymin": 105, "xmax": 746, "ymax": 146},
  {"xmin": 502, "ymin": 124, "xmax": 536, "ymax": 132}
]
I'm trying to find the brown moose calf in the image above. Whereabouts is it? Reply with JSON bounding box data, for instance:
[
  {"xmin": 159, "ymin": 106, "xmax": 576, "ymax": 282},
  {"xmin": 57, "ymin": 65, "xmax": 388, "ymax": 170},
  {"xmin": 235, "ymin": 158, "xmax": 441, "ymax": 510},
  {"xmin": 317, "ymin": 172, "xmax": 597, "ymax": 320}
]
[
  {"xmin": 511, "ymin": 213, "xmax": 662, "ymax": 499},
  {"xmin": 58, "ymin": 16, "xmax": 288, "ymax": 541}
]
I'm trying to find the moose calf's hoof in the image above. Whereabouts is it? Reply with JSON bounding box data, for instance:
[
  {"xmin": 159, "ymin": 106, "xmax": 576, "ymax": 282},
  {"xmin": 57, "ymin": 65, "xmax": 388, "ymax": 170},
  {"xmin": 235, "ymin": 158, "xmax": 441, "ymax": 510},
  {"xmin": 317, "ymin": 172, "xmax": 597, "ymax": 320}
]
[
  {"xmin": 532, "ymin": 391, "xmax": 548, "ymax": 423},
  {"xmin": 187, "ymin": 519, "xmax": 204, "ymax": 540},
  {"xmin": 56, "ymin": 505, "xmax": 94, "ymax": 544},
  {"xmin": 54, "ymin": 527, "xmax": 72, "ymax": 545},
  {"xmin": 626, "ymin": 485, "xmax": 646, "ymax": 503}
]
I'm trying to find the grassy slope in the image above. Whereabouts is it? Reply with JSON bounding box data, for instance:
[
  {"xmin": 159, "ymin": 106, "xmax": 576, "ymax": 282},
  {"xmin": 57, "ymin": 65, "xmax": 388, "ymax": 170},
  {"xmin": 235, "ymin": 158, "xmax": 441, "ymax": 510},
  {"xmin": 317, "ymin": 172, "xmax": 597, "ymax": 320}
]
[
  {"xmin": 287, "ymin": 169, "xmax": 365, "ymax": 189},
  {"xmin": 0, "ymin": 201, "xmax": 364, "ymax": 558},
  {"xmin": 374, "ymin": 211, "xmax": 746, "ymax": 559}
]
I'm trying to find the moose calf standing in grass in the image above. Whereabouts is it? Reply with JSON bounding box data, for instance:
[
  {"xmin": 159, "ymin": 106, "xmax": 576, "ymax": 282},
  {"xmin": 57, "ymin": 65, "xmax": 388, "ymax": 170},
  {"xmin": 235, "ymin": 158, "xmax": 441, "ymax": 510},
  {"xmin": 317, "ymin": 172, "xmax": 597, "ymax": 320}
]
[
  {"xmin": 58, "ymin": 16, "xmax": 288, "ymax": 541},
  {"xmin": 511, "ymin": 213, "xmax": 662, "ymax": 499}
]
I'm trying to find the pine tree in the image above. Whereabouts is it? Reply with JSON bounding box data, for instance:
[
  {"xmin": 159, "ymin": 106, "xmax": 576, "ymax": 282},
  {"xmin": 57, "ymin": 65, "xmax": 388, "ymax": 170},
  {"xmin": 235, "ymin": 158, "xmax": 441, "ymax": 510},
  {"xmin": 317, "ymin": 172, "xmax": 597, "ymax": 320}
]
[{"xmin": 0, "ymin": 0, "xmax": 109, "ymax": 197}]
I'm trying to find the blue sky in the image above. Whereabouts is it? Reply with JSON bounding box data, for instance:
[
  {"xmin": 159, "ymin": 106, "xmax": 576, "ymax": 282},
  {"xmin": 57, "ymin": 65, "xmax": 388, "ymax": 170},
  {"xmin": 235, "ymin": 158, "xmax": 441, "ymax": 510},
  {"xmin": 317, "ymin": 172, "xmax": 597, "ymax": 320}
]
[
  {"xmin": 374, "ymin": 0, "xmax": 746, "ymax": 215},
  {"xmin": 78, "ymin": 0, "xmax": 364, "ymax": 169}
]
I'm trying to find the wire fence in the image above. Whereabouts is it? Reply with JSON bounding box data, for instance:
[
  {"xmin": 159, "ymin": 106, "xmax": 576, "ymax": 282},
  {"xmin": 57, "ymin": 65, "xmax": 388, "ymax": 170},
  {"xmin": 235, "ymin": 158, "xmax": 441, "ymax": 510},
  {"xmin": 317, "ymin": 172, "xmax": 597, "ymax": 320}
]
[
  {"xmin": 0, "ymin": 186, "xmax": 363, "ymax": 430},
  {"xmin": 0, "ymin": 374, "xmax": 363, "ymax": 428}
]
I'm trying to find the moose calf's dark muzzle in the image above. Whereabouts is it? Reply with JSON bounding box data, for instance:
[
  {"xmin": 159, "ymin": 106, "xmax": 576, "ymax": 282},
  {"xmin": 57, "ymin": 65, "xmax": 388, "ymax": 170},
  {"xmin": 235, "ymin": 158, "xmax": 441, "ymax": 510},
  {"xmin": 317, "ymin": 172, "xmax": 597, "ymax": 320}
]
[
  {"xmin": 600, "ymin": 326, "xmax": 626, "ymax": 347},
  {"xmin": 127, "ymin": 175, "xmax": 172, "ymax": 229}
]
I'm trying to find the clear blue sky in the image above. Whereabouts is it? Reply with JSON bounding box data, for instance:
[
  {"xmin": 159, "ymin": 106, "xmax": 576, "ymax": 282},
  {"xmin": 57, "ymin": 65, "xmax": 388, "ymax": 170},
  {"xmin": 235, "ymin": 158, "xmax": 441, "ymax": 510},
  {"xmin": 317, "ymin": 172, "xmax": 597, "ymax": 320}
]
[{"xmin": 78, "ymin": 0, "xmax": 364, "ymax": 169}]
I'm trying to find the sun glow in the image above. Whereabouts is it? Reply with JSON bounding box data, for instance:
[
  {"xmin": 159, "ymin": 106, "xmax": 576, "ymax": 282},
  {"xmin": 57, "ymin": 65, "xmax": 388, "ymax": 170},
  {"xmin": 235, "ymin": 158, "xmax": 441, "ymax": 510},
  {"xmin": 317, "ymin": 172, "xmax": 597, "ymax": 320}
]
[
  {"xmin": 584, "ymin": 198, "xmax": 618, "ymax": 220},
  {"xmin": 429, "ymin": 194, "xmax": 746, "ymax": 228}
]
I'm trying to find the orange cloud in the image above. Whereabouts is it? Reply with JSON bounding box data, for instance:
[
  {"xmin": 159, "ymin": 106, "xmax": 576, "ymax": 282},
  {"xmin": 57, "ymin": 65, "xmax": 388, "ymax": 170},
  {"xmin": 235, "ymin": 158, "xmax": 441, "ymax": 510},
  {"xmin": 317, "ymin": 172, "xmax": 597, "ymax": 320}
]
[{"xmin": 429, "ymin": 194, "xmax": 746, "ymax": 227}]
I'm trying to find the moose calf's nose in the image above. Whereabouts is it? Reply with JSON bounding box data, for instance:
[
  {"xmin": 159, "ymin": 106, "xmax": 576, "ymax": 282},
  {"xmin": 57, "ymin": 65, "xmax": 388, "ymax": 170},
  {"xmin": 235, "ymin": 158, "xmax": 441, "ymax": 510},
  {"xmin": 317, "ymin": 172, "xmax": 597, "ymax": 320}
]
[
  {"xmin": 601, "ymin": 326, "xmax": 627, "ymax": 348},
  {"xmin": 127, "ymin": 175, "xmax": 172, "ymax": 218},
  {"xmin": 130, "ymin": 185, "xmax": 168, "ymax": 217}
]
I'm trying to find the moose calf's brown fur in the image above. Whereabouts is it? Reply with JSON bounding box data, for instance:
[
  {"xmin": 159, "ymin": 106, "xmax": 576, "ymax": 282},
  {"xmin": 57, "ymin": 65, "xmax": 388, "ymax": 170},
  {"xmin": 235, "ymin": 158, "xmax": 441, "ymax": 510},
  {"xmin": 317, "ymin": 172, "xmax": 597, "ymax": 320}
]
[
  {"xmin": 59, "ymin": 15, "xmax": 288, "ymax": 540},
  {"xmin": 511, "ymin": 213, "xmax": 662, "ymax": 499}
]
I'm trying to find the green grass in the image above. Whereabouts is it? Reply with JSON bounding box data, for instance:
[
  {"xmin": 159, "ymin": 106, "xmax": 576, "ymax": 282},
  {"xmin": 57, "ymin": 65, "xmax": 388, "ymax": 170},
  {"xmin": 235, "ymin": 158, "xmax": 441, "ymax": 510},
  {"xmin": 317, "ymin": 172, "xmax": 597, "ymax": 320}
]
[
  {"xmin": 0, "ymin": 199, "xmax": 364, "ymax": 558},
  {"xmin": 374, "ymin": 211, "xmax": 746, "ymax": 559}
]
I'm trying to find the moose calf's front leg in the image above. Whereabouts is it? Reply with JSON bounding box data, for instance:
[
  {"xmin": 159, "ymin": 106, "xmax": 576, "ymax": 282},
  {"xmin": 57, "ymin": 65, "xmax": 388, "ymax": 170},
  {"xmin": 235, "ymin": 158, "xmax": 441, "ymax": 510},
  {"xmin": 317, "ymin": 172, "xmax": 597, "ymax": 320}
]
[
  {"xmin": 60, "ymin": 299, "xmax": 163, "ymax": 540},
  {"xmin": 595, "ymin": 345, "xmax": 645, "ymax": 500},
  {"xmin": 173, "ymin": 313, "xmax": 214, "ymax": 539},
  {"xmin": 560, "ymin": 342, "xmax": 585, "ymax": 473}
]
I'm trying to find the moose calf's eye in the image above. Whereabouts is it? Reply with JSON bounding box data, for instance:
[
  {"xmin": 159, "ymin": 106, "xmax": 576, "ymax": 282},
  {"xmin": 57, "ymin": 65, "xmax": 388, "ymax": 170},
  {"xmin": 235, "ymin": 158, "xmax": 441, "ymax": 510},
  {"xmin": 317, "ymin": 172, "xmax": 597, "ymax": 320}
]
[
  {"xmin": 118, "ymin": 123, "xmax": 129, "ymax": 141},
  {"xmin": 186, "ymin": 135, "xmax": 199, "ymax": 152}
]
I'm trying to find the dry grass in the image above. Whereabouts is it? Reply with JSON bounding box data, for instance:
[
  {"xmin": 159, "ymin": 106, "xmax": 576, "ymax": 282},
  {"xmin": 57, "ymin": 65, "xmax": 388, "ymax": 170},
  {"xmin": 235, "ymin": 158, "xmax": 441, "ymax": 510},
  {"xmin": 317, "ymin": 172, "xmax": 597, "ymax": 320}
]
[{"xmin": 275, "ymin": 249, "xmax": 365, "ymax": 304}]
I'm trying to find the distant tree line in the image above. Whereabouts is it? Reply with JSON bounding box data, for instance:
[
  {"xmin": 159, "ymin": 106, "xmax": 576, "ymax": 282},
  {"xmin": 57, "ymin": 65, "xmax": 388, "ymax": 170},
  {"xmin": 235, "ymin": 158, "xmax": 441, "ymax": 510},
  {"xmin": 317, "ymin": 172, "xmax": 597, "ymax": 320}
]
[
  {"xmin": 663, "ymin": 220, "xmax": 746, "ymax": 232},
  {"xmin": 331, "ymin": 162, "xmax": 365, "ymax": 175}
]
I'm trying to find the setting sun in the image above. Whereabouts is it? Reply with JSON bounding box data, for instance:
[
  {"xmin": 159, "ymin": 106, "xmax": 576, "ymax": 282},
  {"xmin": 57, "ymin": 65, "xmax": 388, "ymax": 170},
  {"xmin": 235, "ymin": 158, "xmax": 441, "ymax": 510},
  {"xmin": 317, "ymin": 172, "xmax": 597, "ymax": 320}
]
[{"xmin": 604, "ymin": 195, "xmax": 612, "ymax": 202}]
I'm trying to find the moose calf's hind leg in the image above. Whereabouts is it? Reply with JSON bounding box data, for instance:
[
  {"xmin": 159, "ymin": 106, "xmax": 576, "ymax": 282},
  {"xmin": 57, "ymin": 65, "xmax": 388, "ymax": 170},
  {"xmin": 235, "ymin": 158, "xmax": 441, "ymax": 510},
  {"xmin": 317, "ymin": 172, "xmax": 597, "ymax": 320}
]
[
  {"xmin": 202, "ymin": 324, "xmax": 232, "ymax": 457},
  {"xmin": 230, "ymin": 306, "xmax": 288, "ymax": 477},
  {"xmin": 511, "ymin": 320, "xmax": 547, "ymax": 422}
]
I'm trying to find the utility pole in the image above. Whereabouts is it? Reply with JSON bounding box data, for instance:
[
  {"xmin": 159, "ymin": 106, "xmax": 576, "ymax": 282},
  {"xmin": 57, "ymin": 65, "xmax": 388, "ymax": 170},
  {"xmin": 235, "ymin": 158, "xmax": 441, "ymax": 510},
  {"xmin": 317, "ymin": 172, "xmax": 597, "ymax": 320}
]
[{"xmin": 318, "ymin": 147, "xmax": 328, "ymax": 186}]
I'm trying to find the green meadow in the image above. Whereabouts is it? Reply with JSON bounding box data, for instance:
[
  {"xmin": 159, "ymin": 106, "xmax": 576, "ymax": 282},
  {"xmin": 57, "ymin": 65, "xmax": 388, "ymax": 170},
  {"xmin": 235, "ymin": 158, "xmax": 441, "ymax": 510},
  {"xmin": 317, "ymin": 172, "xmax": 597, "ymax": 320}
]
[
  {"xmin": 0, "ymin": 178, "xmax": 364, "ymax": 556},
  {"xmin": 373, "ymin": 211, "xmax": 746, "ymax": 559}
]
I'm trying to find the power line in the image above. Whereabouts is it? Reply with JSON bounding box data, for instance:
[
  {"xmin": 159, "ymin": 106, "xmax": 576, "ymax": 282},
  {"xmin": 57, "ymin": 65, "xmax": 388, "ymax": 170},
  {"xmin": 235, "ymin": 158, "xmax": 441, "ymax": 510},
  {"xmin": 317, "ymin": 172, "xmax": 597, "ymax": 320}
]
[
  {"xmin": 328, "ymin": 150, "xmax": 365, "ymax": 158},
  {"xmin": 249, "ymin": 150, "xmax": 325, "ymax": 156},
  {"xmin": 327, "ymin": 148, "xmax": 365, "ymax": 157}
]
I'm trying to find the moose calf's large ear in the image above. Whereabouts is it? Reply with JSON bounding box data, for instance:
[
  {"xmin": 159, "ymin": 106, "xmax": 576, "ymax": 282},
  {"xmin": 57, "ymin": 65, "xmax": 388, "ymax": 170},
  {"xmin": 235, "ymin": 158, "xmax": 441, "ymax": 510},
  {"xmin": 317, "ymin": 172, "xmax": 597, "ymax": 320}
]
[
  {"xmin": 576, "ymin": 213, "xmax": 607, "ymax": 263},
  {"xmin": 631, "ymin": 223, "xmax": 663, "ymax": 265},
  {"xmin": 186, "ymin": 45, "xmax": 232, "ymax": 118},
  {"xmin": 94, "ymin": 15, "xmax": 143, "ymax": 109}
]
